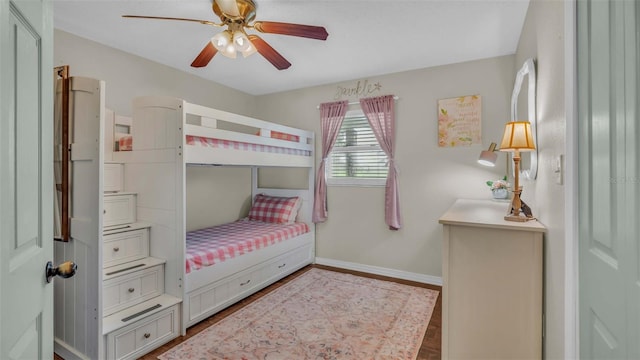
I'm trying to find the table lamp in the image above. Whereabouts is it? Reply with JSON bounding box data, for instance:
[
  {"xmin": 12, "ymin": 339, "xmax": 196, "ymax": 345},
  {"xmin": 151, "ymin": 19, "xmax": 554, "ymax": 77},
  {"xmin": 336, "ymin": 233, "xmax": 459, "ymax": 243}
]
[{"xmin": 499, "ymin": 121, "xmax": 536, "ymax": 222}]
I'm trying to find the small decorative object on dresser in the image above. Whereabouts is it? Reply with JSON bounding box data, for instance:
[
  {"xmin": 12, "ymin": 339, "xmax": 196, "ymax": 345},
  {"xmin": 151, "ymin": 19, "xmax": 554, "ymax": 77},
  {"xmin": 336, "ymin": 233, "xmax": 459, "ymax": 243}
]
[{"xmin": 486, "ymin": 176, "xmax": 510, "ymax": 200}]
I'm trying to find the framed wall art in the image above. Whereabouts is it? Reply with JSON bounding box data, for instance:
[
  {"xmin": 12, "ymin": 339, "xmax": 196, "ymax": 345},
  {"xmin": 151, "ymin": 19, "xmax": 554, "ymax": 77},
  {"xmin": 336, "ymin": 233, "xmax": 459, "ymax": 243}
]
[{"xmin": 437, "ymin": 95, "xmax": 482, "ymax": 147}]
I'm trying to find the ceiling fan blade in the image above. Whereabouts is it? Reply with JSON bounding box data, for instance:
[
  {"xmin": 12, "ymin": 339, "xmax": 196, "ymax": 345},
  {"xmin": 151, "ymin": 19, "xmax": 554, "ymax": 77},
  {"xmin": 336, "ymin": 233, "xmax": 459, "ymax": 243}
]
[
  {"xmin": 253, "ymin": 21, "xmax": 328, "ymax": 40},
  {"xmin": 248, "ymin": 35, "xmax": 291, "ymax": 70},
  {"xmin": 122, "ymin": 15, "xmax": 220, "ymax": 26},
  {"xmin": 191, "ymin": 42, "xmax": 218, "ymax": 68}
]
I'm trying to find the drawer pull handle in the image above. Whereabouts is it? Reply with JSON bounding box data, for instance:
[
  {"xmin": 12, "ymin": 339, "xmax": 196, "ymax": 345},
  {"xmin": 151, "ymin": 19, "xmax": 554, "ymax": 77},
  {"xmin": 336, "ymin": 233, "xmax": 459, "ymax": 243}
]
[
  {"xmin": 143, "ymin": 333, "xmax": 151, "ymax": 339},
  {"xmin": 240, "ymin": 279, "xmax": 251, "ymax": 286},
  {"xmin": 278, "ymin": 263, "xmax": 286, "ymax": 269},
  {"xmin": 128, "ymin": 288, "xmax": 135, "ymax": 293},
  {"xmin": 103, "ymin": 209, "xmax": 106, "ymax": 214},
  {"xmin": 113, "ymin": 247, "xmax": 120, "ymax": 252}
]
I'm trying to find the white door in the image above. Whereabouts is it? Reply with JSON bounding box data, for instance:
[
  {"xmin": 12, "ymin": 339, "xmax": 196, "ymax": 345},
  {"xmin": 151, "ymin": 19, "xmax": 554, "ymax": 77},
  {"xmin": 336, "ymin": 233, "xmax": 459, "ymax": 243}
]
[
  {"xmin": 578, "ymin": 0, "xmax": 639, "ymax": 358},
  {"xmin": 0, "ymin": 0, "xmax": 54, "ymax": 359}
]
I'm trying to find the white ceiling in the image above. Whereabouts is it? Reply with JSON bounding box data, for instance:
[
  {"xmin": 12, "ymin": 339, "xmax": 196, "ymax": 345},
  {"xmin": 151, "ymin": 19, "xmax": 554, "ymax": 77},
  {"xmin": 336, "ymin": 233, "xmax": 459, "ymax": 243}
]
[{"xmin": 53, "ymin": 0, "xmax": 530, "ymax": 96}]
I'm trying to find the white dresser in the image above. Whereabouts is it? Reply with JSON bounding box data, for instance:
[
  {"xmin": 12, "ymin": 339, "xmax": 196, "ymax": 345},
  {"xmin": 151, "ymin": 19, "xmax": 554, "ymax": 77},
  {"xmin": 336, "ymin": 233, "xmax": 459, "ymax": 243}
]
[{"xmin": 439, "ymin": 199, "xmax": 545, "ymax": 359}]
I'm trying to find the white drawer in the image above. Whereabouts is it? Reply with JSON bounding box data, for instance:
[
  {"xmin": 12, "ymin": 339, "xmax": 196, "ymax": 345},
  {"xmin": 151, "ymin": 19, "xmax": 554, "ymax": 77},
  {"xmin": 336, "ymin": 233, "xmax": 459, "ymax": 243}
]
[
  {"xmin": 266, "ymin": 244, "xmax": 312, "ymax": 280},
  {"xmin": 104, "ymin": 193, "xmax": 136, "ymax": 228},
  {"xmin": 103, "ymin": 263, "xmax": 164, "ymax": 316},
  {"xmin": 106, "ymin": 303, "xmax": 179, "ymax": 360},
  {"xmin": 104, "ymin": 163, "xmax": 124, "ymax": 192},
  {"xmin": 186, "ymin": 267, "xmax": 263, "ymax": 326},
  {"xmin": 232, "ymin": 268, "xmax": 263, "ymax": 296},
  {"xmin": 103, "ymin": 228, "xmax": 149, "ymax": 268}
]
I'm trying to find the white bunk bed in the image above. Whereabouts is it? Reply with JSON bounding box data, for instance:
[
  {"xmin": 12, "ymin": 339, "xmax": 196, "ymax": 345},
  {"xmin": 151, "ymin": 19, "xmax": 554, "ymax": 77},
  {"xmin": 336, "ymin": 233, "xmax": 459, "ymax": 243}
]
[{"xmin": 112, "ymin": 96, "xmax": 315, "ymax": 334}]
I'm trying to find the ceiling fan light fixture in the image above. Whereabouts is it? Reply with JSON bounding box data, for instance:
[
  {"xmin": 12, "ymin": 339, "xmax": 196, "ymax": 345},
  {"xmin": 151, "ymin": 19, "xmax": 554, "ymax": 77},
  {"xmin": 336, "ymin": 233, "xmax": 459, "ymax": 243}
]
[
  {"xmin": 233, "ymin": 30, "xmax": 251, "ymax": 52},
  {"xmin": 211, "ymin": 30, "xmax": 237, "ymax": 58},
  {"xmin": 241, "ymin": 43, "xmax": 257, "ymax": 58},
  {"xmin": 221, "ymin": 43, "xmax": 237, "ymax": 59},
  {"xmin": 211, "ymin": 31, "xmax": 231, "ymax": 50}
]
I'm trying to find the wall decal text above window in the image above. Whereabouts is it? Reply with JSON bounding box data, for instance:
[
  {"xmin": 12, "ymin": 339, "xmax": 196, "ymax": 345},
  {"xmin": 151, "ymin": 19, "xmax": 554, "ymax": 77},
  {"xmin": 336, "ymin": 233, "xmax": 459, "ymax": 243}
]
[{"xmin": 334, "ymin": 79, "xmax": 382, "ymax": 100}]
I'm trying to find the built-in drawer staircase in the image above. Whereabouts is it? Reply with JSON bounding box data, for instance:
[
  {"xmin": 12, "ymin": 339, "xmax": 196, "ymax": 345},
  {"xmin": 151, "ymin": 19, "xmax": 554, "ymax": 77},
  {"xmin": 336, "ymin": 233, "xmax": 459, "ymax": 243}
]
[{"xmin": 102, "ymin": 163, "xmax": 180, "ymax": 360}]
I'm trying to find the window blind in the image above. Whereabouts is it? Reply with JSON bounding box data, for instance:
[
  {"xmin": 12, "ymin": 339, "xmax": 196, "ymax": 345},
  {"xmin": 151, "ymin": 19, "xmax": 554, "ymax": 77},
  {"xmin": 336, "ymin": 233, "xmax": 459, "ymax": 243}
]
[{"xmin": 329, "ymin": 114, "xmax": 388, "ymax": 180}]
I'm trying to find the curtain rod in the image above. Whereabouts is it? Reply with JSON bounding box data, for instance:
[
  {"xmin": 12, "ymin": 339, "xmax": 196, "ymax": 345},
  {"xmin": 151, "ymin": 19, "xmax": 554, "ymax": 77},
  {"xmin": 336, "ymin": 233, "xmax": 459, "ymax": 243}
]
[{"xmin": 316, "ymin": 96, "xmax": 399, "ymax": 109}]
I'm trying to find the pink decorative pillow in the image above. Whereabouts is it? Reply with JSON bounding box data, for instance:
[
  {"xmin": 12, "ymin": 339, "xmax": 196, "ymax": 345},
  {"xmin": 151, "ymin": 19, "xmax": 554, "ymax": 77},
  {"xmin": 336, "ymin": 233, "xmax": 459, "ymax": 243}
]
[{"xmin": 248, "ymin": 194, "xmax": 301, "ymax": 224}]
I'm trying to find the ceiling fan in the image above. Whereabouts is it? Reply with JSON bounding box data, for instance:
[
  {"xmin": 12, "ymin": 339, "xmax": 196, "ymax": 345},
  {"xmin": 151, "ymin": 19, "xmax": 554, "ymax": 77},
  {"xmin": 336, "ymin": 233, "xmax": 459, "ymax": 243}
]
[{"xmin": 123, "ymin": 0, "xmax": 328, "ymax": 70}]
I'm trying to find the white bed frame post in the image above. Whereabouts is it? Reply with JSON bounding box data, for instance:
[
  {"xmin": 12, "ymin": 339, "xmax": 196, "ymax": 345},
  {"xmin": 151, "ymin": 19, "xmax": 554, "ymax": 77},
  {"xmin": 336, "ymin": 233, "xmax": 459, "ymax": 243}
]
[
  {"xmin": 121, "ymin": 96, "xmax": 188, "ymax": 335},
  {"xmin": 308, "ymin": 164, "xmax": 316, "ymax": 260}
]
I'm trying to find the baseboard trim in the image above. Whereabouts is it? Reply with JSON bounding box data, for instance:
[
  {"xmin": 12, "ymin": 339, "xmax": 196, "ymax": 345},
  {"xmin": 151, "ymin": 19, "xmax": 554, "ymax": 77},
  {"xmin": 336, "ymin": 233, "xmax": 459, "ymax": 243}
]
[
  {"xmin": 54, "ymin": 338, "xmax": 90, "ymax": 360},
  {"xmin": 314, "ymin": 257, "xmax": 443, "ymax": 286}
]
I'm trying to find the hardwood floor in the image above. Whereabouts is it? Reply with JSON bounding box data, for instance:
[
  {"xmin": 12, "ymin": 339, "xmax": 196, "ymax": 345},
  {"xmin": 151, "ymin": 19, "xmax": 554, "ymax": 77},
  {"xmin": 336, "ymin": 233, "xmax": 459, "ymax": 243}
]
[{"xmin": 55, "ymin": 264, "xmax": 442, "ymax": 360}]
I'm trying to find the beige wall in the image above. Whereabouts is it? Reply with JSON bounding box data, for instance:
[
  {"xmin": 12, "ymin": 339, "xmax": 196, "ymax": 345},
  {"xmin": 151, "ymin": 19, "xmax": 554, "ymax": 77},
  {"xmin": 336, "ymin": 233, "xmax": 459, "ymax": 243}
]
[
  {"xmin": 514, "ymin": 0, "xmax": 566, "ymax": 358},
  {"xmin": 185, "ymin": 166, "xmax": 252, "ymax": 231},
  {"xmin": 256, "ymin": 55, "xmax": 516, "ymax": 278}
]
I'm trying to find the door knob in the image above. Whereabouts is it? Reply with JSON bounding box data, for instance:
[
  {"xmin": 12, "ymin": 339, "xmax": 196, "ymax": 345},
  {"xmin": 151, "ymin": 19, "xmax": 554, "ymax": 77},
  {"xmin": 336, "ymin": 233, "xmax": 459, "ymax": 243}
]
[{"xmin": 45, "ymin": 261, "xmax": 77, "ymax": 283}]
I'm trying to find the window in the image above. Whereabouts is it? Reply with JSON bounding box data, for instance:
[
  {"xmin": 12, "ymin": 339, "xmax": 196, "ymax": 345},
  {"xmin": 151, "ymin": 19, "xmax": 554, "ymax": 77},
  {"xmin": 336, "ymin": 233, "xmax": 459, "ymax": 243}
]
[{"xmin": 327, "ymin": 110, "xmax": 388, "ymax": 186}]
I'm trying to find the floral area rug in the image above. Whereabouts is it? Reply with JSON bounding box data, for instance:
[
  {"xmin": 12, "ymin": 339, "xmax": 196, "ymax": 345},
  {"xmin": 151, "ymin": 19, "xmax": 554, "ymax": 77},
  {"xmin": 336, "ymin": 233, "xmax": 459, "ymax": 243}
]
[{"xmin": 158, "ymin": 268, "xmax": 439, "ymax": 360}]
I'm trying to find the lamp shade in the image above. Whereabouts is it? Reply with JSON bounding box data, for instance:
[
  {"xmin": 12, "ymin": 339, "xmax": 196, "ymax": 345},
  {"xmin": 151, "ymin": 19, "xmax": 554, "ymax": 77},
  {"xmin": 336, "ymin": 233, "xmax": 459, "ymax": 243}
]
[{"xmin": 499, "ymin": 121, "xmax": 536, "ymax": 152}]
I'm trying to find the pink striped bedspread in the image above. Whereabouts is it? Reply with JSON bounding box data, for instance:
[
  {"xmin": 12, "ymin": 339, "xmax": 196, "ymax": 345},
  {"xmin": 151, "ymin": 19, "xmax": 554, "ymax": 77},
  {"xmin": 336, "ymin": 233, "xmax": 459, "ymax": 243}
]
[
  {"xmin": 185, "ymin": 220, "xmax": 310, "ymax": 274},
  {"xmin": 186, "ymin": 135, "xmax": 311, "ymax": 157}
]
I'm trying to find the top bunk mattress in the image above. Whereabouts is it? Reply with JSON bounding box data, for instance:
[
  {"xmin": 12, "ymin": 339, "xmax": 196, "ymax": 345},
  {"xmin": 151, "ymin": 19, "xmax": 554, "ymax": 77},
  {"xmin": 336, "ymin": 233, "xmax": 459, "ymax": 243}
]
[
  {"xmin": 185, "ymin": 219, "xmax": 310, "ymax": 274},
  {"xmin": 185, "ymin": 135, "xmax": 312, "ymax": 157}
]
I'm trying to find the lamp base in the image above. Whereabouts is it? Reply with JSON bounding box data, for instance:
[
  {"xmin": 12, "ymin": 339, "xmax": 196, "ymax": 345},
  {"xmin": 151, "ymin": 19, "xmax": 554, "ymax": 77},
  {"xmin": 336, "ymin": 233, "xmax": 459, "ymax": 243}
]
[
  {"xmin": 504, "ymin": 213, "xmax": 533, "ymax": 222},
  {"xmin": 504, "ymin": 198, "xmax": 535, "ymax": 222}
]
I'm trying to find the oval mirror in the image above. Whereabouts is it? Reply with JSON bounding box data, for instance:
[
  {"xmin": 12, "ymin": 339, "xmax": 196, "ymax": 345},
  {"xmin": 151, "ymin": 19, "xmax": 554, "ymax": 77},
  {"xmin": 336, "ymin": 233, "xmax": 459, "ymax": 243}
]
[{"xmin": 511, "ymin": 58, "xmax": 537, "ymax": 180}]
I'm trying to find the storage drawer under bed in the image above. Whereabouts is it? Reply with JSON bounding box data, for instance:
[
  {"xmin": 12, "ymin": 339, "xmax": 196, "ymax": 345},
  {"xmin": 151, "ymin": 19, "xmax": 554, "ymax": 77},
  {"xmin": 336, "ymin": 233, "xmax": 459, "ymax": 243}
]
[
  {"xmin": 185, "ymin": 242, "xmax": 313, "ymax": 326},
  {"xmin": 264, "ymin": 243, "xmax": 313, "ymax": 281}
]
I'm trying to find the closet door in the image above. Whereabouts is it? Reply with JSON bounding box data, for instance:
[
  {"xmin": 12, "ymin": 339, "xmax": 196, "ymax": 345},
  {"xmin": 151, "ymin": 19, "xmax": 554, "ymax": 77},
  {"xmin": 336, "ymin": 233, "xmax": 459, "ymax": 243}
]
[{"xmin": 578, "ymin": 0, "xmax": 639, "ymax": 358}]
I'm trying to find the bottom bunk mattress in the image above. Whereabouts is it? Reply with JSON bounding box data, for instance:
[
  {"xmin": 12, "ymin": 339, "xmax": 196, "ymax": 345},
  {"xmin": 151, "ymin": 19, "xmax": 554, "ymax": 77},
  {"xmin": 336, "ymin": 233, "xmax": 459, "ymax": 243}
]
[{"xmin": 185, "ymin": 219, "xmax": 310, "ymax": 274}]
